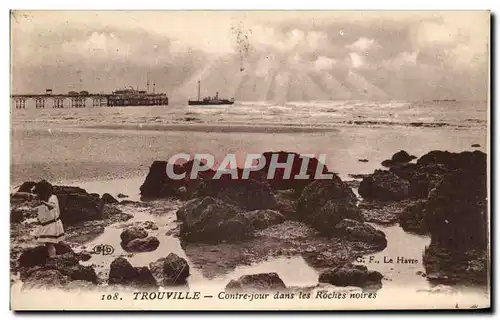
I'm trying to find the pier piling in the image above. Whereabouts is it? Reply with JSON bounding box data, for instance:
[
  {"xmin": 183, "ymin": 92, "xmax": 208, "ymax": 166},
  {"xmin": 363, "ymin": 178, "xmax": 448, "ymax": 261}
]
[
  {"xmin": 14, "ymin": 98, "xmax": 26, "ymax": 109},
  {"xmin": 53, "ymin": 98, "xmax": 64, "ymax": 108},
  {"xmin": 12, "ymin": 89, "xmax": 168, "ymax": 109},
  {"xmin": 35, "ymin": 98, "xmax": 45, "ymax": 109}
]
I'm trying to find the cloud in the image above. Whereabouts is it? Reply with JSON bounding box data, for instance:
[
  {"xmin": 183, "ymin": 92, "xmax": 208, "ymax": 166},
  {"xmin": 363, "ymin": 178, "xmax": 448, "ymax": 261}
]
[
  {"xmin": 60, "ymin": 32, "xmax": 133, "ymax": 62},
  {"xmin": 415, "ymin": 22, "xmax": 462, "ymax": 48},
  {"xmin": 346, "ymin": 37, "xmax": 377, "ymax": 52},
  {"xmin": 314, "ymin": 56, "xmax": 337, "ymax": 71},
  {"xmin": 11, "ymin": 11, "xmax": 489, "ymax": 100},
  {"xmin": 382, "ymin": 51, "xmax": 419, "ymax": 70},
  {"xmin": 250, "ymin": 26, "xmax": 329, "ymax": 56},
  {"xmin": 349, "ymin": 52, "xmax": 366, "ymax": 68}
]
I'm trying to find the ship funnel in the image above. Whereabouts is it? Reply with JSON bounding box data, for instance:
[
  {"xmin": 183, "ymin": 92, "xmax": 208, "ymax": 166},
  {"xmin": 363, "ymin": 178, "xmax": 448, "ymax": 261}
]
[{"xmin": 197, "ymin": 80, "xmax": 201, "ymax": 101}]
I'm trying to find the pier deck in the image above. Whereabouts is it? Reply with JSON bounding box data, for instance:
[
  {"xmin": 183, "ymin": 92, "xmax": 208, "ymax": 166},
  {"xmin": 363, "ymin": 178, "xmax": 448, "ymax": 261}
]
[{"xmin": 11, "ymin": 92, "xmax": 169, "ymax": 109}]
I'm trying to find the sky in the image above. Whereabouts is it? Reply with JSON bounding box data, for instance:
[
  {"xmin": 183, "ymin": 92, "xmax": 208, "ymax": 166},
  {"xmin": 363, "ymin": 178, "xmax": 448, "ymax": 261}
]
[{"xmin": 10, "ymin": 11, "xmax": 490, "ymax": 101}]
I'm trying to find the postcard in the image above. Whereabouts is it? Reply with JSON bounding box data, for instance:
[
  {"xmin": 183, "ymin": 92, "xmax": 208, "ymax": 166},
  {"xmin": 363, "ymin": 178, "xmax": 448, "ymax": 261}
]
[{"xmin": 10, "ymin": 10, "xmax": 490, "ymax": 310}]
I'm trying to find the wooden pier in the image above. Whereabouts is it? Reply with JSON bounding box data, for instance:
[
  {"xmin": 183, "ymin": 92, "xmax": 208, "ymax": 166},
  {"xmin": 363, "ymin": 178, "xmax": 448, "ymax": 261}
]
[{"xmin": 11, "ymin": 91, "xmax": 169, "ymax": 109}]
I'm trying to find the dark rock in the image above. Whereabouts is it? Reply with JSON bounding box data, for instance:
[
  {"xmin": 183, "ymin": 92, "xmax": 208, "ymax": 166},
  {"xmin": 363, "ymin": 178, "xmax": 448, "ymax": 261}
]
[
  {"xmin": 407, "ymin": 170, "xmax": 445, "ymax": 199},
  {"xmin": 11, "ymin": 208, "xmax": 24, "ymax": 223},
  {"xmin": 388, "ymin": 162, "xmax": 448, "ymax": 199},
  {"xmin": 108, "ymin": 257, "xmax": 136, "ymax": 285},
  {"xmin": 471, "ymin": 144, "xmax": 481, "ymax": 148},
  {"xmin": 89, "ymin": 193, "xmax": 100, "ymax": 200},
  {"xmin": 20, "ymin": 251, "xmax": 98, "ymax": 286},
  {"xmin": 296, "ymin": 176, "xmax": 357, "ymax": 220},
  {"xmin": 242, "ymin": 210, "xmax": 285, "ymax": 230},
  {"xmin": 139, "ymin": 160, "xmax": 211, "ymax": 199},
  {"xmin": 193, "ymin": 178, "xmax": 278, "ymax": 210},
  {"xmin": 182, "ymin": 116, "xmax": 200, "ymax": 122},
  {"xmin": 54, "ymin": 253, "xmax": 98, "ymax": 284},
  {"xmin": 9, "ymin": 200, "xmax": 38, "ymax": 219},
  {"xmin": 258, "ymin": 151, "xmax": 331, "ymax": 192},
  {"xmin": 392, "ymin": 150, "xmax": 417, "ymax": 163},
  {"xmin": 64, "ymin": 222, "xmax": 102, "ymax": 244},
  {"xmin": 335, "ymin": 219, "xmax": 387, "ymax": 248},
  {"xmin": 149, "ymin": 253, "xmax": 190, "ymax": 286},
  {"xmin": 381, "ymin": 150, "xmax": 417, "ymax": 167},
  {"xmin": 57, "ymin": 193, "xmax": 103, "ymax": 225},
  {"xmin": 123, "ymin": 236, "xmax": 160, "ymax": 252},
  {"xmin": 17, "ymin": 181, "xmax": 118, "ymax": 225},
  {"xmin": 135, "ymin": 267, "xmax": 159, "ymax": 288},
  {"xmin": 344, "ymin": 180, "xmax": 361, "ymax": 189},
  {"xmin": 139, "ymin": 160, "xmax": 174, "ymax": 198},
  {"xmin": 416, "ymin": 150, "xmax": 457, "ymax": 167},
  {"xmin": 423, "ymin": 244, "xmax": 488, "ymax": 285},
  {"xmin": 399, "ymin": 200, "xmax": 428, "ymax": 234},
  {"xmin": 386, "ymin": 150, "xmax": 483, "ymax": 193},
  {"xmin": 14, "ymin": 182, "xmax": 127, "ymax": 225},
  {"xmin": 296, "ymin": 177, "xmax": 361, "ymax": 233},
  {"xmin": 120, "ymin": 226, "xmax": 148, "ymax": 245},
  {"xmin": 52, "ymin": 185, "xmax": 88, "ymax": 195},
  {"xmin": 358, "ymin": 159, "xmax": 369, "ymax": 163},
  {"xmin": 108, "ymin": 257, "xmax": 157, "ymax": 289},
  {"xmin": 381, "ymin": 159, "xmax": 394, "ymax": 167},
  {"xmin": 417, "ymin": 150, "xmax": 486, "ymax": 174},
  {"xmin": 17, "ymin": 181, "xmax": 36, "ymax": 193},
  {"xmin": 101, "ymin": 193, "xmax": 119, "ymax": 204},
  {"xmin": 389, "ymin": 163, "xmax": 419, "ymax": 181},
  {"xmin": 348, "ymin": 173, "xmax": 371, "ymax": 179},
  {"xmin": 102, "ymin": 205, "xmax": 130, "ymax": 221},
  {"xmin": 424, "ymin": 170, "xmax": 487, "ymax": 252},
  {"xmin": 225, "ymin": 273, "xmax": 286, "ymax": 291},
  {"xmin": 313, "ymin": 199, "xmax": 362, "ymax": 234},
  {"xmin": 359, "ymin": 170, "xmax": 409, "ymax": 200},
  {"xmin": 142, "ymin": 221, "xmax": 159, "ymax": 230},
  {"xmin": 77, "ymin": 251, "xmax": 92, "ymax": 262},
  {"xmin": 274, "ymin": 192, "xmax": 297, "ymax": 216},
  {"xmin": 319, "ymin": 264, "xmax": 383, "ymax": 288},
  {"xmin": 55, "ymin": 242, "xmax": 75, "ymax": 254},
  {"xmin": 418, "ymin": 151, "xmax": 488, "ymax": 285},
  {"xmin": 139, "ymin": 152, "xmax": 331, "ymax": 203},
  {"xmin": 18, "ymin": 243, "xmax": 73, "ymax": 268},
  {"xmin": 274, "ymin": 188, "xmax": 298, "ymax": 199},
  {"xmin": 117, "ymin": 193, "xmax": 129, "ymax": 198},
  {"xmin": 358, "ymin": 200, "xmax": 409, "ymax": 224},
  {"xmin": 22, "ymin": 269, "xmax": 71, "ymax": 290},
  {"xmin": 176, "ymin": 197, "xmax": 253, "ymax": 242}
]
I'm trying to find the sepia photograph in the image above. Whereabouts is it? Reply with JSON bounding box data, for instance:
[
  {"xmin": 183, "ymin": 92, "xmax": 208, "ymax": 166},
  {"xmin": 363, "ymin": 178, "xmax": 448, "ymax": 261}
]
[{"xmin": 9, "ymin": 10, "xmax": 490, "ymax": 310}]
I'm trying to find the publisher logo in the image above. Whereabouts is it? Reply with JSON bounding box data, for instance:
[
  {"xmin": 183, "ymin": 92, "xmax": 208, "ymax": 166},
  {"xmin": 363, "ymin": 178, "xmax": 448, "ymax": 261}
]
[{"xmin": 92, "ymin": 244, "xmax": 115, "ymax": 255}]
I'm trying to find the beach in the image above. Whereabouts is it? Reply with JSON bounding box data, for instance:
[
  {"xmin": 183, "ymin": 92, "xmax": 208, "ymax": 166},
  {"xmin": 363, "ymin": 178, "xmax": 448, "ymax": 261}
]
[
  {"xmin": 9, "ymin": 9, "xmax": 492, "ymax": 310},
  {"xmin": 10, "ymin": 100, "xmax": 489, "ymax": 309},
  {"xmin": 11, "ymin": 101, "xmax": 487, "ymax": 186}
]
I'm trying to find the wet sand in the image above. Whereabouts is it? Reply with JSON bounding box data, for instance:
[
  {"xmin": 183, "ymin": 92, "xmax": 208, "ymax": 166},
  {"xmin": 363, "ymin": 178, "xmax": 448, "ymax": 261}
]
[
  {"xmin": 11, "ymin": 100, "xmax": 487, "ymax": 186},
  {"xmin": 11, "ymin": 122, "xmax": 486, "ymax": 187},
  {"xmin": 10, "ymin": 102, "xmax": 489, "ymax": 309},
  {"xmin": 88, "ymin": 123, "xmax": 339, "ymax": 133}
]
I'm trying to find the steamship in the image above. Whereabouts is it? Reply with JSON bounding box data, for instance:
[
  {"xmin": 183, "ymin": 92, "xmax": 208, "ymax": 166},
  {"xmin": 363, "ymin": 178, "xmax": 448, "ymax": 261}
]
[{"xmin": 188, "ymin": 81, "xmax": 234, "ymax": 106}]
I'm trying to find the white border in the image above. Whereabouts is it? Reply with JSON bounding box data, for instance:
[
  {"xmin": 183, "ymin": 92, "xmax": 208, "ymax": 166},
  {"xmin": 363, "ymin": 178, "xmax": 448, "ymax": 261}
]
[
  {"xmin": 2, "ymin": 0, "xmax": 497, "ymax": 10},
  {"xmin": 2, "ymin": 1, "xmax": 497, "ymax": 319}
]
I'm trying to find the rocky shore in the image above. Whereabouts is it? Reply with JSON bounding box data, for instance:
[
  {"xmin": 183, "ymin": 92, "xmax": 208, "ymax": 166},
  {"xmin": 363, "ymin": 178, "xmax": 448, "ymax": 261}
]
[
  {"xmin": 10, "ymin": 149, "xmax": 488, "ymax": 292},
  {"xmin": 357, "ymin": 149, "xmax": 488, "ymax": 285}
]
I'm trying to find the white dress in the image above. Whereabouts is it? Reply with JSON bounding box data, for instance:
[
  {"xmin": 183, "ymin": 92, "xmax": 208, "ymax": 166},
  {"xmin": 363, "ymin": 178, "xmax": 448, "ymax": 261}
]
[{"xmin": 35, "ymin": 195, "xmax": 65, "ymax": 243}]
